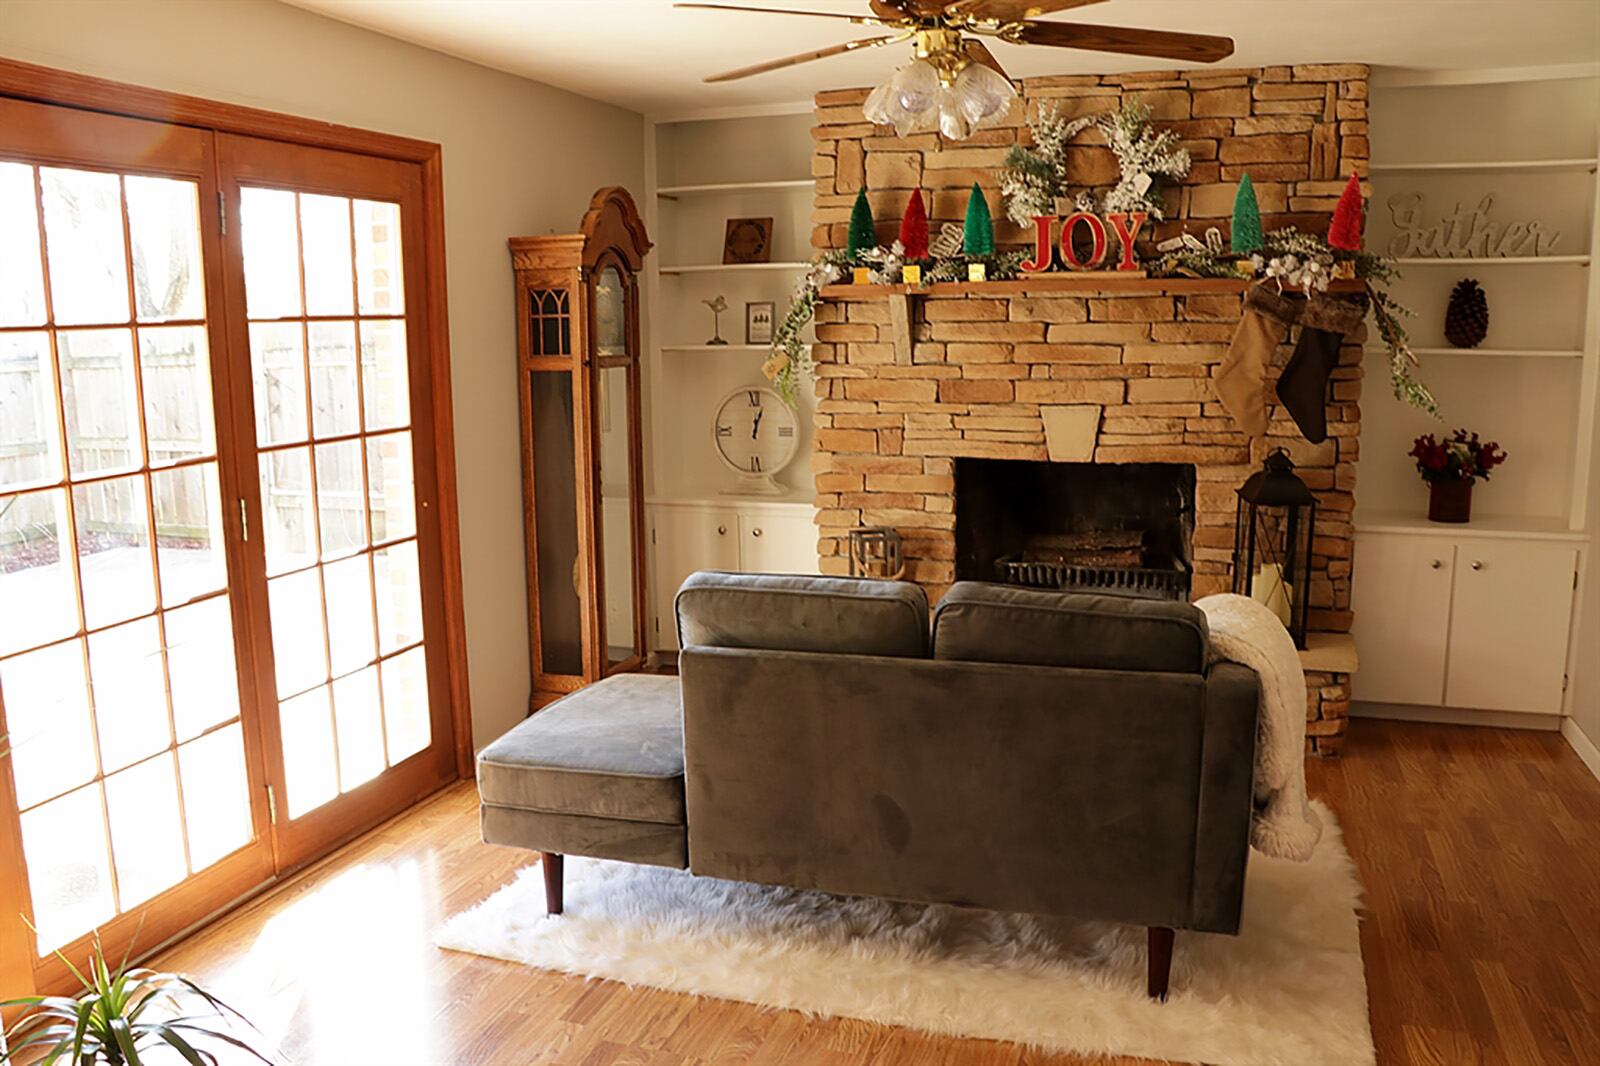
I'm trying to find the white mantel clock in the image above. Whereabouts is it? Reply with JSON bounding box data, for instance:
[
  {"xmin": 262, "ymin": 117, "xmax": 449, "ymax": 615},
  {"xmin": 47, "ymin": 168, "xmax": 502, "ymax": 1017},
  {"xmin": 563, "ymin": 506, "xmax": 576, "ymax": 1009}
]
[{"xmin": 713, "ymin": 385, "xmax": 798, "ymax": 495}]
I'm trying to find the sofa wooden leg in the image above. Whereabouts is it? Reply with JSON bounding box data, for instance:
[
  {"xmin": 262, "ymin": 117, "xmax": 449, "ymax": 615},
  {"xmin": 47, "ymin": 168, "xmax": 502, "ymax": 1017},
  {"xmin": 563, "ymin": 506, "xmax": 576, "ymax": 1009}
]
[
  {"xmin": 1147, "ymin": 926, "xmax": 1174, "ymax": 1001},
  {"xmin": 541, "ymin": 852, "xmax": 564, "ymax": 915}
]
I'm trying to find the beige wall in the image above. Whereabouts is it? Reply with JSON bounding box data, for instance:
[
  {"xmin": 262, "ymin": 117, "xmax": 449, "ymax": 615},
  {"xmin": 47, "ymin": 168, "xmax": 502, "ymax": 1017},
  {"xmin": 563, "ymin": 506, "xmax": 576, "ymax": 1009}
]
[{"xmin": 0, "ymin": 0, "xmax": 646, "ymax": 750}]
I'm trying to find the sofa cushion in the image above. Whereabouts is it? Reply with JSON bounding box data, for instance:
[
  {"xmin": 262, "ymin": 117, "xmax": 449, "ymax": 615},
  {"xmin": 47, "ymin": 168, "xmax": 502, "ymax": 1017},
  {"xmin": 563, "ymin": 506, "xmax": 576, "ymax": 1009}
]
[
  {"xmin": 931, "ymin": 581, "xmax": 1209, "ymax": 674},
  {"xmin": 675, "ymin": 571, "xmax": 929, "ymax": 658},
  {"xmin": 476, "ymin": 673, "xmax": 684, "ymax": 825}
]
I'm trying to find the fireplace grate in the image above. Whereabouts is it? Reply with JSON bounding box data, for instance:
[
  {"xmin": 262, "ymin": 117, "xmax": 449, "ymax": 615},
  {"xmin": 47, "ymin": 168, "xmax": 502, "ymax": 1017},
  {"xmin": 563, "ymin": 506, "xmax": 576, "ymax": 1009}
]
[{"xmin": 995, "ymin": 553, "xmax": 1192, "ymax": 601}]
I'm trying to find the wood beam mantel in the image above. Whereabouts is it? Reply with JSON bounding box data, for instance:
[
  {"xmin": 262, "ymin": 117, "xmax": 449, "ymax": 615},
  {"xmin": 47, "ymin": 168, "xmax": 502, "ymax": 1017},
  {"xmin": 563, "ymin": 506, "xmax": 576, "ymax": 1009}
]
[{"xmin": 819, "ymin": 276, "xmax": 1367, "ymax": 301}]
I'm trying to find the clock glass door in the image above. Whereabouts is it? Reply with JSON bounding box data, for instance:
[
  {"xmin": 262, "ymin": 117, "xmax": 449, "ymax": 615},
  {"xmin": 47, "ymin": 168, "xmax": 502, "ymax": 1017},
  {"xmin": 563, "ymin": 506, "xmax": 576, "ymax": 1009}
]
[{"xmin": 592, "ymin": 264, "xmax": 642, "ymax": 672}]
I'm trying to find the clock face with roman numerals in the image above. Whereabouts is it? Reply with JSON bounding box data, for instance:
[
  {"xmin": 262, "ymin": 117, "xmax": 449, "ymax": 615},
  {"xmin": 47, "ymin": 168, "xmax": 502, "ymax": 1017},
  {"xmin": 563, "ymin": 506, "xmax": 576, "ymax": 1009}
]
[{"xmin": 712, "ymin": 386, "xmax": 799, "ymax": 477}]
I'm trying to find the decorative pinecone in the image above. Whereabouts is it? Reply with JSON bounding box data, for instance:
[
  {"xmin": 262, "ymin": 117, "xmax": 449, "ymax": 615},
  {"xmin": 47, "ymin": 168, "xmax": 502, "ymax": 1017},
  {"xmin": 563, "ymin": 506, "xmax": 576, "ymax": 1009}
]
[{"xmin": 1445, "ymin": 278, "xmax": 1489, "ymax": 348}]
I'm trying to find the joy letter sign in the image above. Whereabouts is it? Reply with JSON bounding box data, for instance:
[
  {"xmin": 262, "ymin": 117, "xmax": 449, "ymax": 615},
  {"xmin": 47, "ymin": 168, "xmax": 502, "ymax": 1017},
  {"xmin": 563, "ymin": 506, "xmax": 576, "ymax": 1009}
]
[{"xmin": 1021, "ymin": 211, "xmax": 1148, "ymax": 273}]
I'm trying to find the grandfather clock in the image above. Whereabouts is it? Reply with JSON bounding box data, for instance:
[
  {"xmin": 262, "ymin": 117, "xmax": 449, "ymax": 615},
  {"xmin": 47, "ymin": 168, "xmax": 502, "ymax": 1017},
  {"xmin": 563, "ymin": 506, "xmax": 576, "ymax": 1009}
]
[{"xmin": 509, "ymin": 187, "xmax": 652, "ymax": 705}]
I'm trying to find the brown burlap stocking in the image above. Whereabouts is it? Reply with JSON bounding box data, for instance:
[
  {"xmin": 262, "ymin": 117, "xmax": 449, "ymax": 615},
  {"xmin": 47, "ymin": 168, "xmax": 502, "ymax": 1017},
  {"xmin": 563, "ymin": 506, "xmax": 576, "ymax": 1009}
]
[{"xmin": 1215, "ymin": 284, "xmax": 1301, "ymax": 438}]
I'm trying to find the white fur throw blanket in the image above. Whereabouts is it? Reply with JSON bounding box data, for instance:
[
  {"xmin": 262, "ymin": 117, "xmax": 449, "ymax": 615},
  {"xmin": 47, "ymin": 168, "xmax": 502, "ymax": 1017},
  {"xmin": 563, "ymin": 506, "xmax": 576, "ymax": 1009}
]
[{"xmin": 1196, "ymin": 593, "xmax": 1322, "ymax": 861}]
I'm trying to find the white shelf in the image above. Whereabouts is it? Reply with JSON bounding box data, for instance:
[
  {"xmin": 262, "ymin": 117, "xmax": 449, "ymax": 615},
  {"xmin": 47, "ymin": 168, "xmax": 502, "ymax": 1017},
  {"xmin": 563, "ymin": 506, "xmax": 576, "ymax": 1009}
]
[
  {"xmin": 661, "ymin": 344, "xmax": 772, "ymax": 353},
  {"xmin": 659, "ymin": 262, "xmax": 810, "ymax": 275},
  {"xmin": 1369, "ymin": 347, "xmax": 1586, "ymax": 359},
  {"xmin": 647, "ymin": 493, "xmax": 815, "ymax": 509},
  {"xmin": 1370, "ymin": 158, "xmax": 1598, "ymax": 173},
  {"xmin": 1394, "ymin": 256, "xmax": 1590, "ymax": 265},
  {"xmin": 657, "ymin": 179, "xmax": 813, "ymax": 196},
  {"xmin": 1355, "ymin": 509, "xmax": 1586, "ymax": 541}
]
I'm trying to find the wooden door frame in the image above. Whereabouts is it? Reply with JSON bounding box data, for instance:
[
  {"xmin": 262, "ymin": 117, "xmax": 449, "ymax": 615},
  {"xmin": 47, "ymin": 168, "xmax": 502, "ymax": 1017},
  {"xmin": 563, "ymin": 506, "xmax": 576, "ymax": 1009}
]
[{"xmin": 0, "ymin": 57, "xmax": 473, "ymax": 784}]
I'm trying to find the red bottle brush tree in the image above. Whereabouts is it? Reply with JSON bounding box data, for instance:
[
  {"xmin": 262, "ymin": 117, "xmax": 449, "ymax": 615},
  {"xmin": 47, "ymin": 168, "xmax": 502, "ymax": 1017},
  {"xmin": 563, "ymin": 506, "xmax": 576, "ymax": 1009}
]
[
  {"xmin": 1327, "ymin": 173, "xmax": 1365, "ymax": 251},
  {"xmin": 898, "ymin": 188, "xmax": 930, "ymax": 259}
]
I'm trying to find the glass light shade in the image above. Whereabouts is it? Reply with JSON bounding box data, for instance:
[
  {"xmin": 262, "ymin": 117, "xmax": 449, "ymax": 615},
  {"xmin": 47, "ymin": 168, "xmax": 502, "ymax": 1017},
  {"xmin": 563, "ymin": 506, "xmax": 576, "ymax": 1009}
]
[
  {"xmin": 935, "ymin": 89, "xmax": 970, "ymax": 141},
  {"xmin": 954, "ymin": 62, "xmax": 1016, "ymax": 125},
  {"xmin": 890, "ymin": 59, "xmax": 939, "ymax": 113}
]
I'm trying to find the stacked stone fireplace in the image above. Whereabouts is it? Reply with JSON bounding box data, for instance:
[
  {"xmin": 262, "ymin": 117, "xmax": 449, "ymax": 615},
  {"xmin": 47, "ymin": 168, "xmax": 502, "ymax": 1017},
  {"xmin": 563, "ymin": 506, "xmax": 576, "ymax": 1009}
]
[{"xmin": 808, "ymin": 63, "xmax": 1368, "ymax": 753}]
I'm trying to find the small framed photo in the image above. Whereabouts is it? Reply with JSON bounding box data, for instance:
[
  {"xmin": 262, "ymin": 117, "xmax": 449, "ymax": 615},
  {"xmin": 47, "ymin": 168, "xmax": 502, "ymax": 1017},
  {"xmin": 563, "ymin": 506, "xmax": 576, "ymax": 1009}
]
[
  {"xmin": 723, "ymin": 217, "xmax": 774, "ymax": 264},
  {"xmin": 745, "ymin": 301, "xmax": 775, "ymax": 345}
]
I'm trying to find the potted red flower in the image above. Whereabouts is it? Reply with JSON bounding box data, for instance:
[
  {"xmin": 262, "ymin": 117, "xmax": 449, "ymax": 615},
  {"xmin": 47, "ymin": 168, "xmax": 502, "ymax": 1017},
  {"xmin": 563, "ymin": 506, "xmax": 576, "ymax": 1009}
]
[{"xmin": 1410, "ymin": 429, "xmax": 1507, "ymax": 523}]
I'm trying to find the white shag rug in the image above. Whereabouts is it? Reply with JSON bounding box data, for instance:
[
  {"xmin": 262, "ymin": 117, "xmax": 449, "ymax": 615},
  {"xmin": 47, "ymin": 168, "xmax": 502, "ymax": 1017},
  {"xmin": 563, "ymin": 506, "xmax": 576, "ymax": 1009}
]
[{"xmin": 437, "ymin": 800, "xmax": 1372, "ymax": 1066}]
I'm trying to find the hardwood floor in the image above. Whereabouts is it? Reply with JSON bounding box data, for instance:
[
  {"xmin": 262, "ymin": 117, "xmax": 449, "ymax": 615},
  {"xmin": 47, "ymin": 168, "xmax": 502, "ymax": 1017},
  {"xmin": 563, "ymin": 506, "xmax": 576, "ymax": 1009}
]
[{"xmin": 150, "ymin": 719, "xmax": 1600, "ymax": 1066}]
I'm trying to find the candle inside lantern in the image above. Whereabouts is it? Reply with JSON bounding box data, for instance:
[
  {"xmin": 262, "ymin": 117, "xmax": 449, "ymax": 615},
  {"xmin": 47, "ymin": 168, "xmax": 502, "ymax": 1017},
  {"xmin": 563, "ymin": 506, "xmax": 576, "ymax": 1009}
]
[{"xmin": 1251, "ymin": 563, "xmax": 1293, "ymax": 627}]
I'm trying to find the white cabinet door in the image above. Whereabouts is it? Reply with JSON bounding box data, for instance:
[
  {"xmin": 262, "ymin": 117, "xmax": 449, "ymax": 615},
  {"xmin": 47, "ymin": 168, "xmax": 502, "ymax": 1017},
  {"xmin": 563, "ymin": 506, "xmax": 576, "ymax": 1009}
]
[
  {"xmin": 1445, "ymin": 541, "xmax": 1577, "ymax": 714},
  {"xmin": 1351, "ymin": 533, "xmax": 1456, "ymax": 706},
  {"xmin": 738, "ymin": 510, "xmax": 818, "ymax": 575},
  {"xmin": 650, "ymin": 506, "xmax": 740, "ymax": 651}
]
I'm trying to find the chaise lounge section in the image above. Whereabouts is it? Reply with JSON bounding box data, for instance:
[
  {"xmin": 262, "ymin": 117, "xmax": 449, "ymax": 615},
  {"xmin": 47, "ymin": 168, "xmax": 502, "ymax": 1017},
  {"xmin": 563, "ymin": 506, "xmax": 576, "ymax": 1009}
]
[{"xmin": 476, "ymin": 572, "xmax": 1260, "ymax": 999}]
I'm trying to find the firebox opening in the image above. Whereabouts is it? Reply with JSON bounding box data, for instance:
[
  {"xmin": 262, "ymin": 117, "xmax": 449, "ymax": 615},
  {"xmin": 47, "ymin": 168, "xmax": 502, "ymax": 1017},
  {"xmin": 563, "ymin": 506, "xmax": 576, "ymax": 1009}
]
[{"xmin": 955, "ymin": 460, "xmax": 1197, "ymax": 600}]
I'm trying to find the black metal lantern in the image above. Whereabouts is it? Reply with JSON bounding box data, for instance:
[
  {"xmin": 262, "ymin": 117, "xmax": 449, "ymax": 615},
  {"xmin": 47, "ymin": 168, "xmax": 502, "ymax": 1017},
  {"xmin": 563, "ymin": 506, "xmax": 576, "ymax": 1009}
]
[{"xmin": 1232, "ymin": 450, "xmax": 1317, "ymax": 648}]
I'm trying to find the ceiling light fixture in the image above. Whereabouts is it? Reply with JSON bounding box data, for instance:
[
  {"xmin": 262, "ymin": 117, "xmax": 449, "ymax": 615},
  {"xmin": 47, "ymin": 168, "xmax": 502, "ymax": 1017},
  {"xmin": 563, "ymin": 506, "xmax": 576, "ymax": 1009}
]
[{"xmin": 862, "ymin": 29, "xmax": 1016, "ymax": 140}]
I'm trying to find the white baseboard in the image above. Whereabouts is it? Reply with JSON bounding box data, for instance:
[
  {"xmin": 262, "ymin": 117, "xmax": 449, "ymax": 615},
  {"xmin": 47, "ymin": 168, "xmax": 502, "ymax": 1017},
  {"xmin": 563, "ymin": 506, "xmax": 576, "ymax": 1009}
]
[
  {"xmin": 1350, "ymin": 701, "xmax": 1562, "ymax": 731},
  {"xmin": 1561, "ymin": 719, "xmax": 1600, "ymax": 782}
]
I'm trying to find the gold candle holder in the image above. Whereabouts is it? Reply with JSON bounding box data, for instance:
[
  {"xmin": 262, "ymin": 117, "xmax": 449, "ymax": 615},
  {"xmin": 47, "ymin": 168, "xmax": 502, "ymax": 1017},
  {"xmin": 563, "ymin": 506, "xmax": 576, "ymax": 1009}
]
[
  {"xmin": 967, "ymin": 261, "xmax": 987, "ymax": 283},
  {"xmin": 901, "ymin": 263, "xmax": 922, "ymax": 286},
  {"xmin": 852, "ymin": 266, "xmax": 872, "ymax": 285}
]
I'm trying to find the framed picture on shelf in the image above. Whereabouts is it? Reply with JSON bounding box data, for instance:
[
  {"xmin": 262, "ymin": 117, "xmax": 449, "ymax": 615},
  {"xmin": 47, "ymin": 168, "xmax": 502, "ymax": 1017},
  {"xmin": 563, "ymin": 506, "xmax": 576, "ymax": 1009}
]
[
  {"xmin": 745, "ymin": 301, "xmax": 775, "ymax": 345},
  {"xmin": 723, "ymin": 217, "xmax": 774, "ymax": 264}
]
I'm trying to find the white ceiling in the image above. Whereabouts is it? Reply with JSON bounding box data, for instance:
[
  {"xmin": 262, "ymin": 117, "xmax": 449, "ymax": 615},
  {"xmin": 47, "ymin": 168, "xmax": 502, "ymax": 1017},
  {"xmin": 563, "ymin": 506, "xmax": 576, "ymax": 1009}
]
[{"xmin": 283, "ymin": 0, "xmax": 1600, "ymax": 117}]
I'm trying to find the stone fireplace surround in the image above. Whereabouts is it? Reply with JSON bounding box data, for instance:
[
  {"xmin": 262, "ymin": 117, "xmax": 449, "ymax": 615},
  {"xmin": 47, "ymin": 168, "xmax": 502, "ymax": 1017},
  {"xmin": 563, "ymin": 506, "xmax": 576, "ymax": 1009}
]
[{"xmin": 807, "ymin": 64, "xmax": 1368, "ymax": 753}]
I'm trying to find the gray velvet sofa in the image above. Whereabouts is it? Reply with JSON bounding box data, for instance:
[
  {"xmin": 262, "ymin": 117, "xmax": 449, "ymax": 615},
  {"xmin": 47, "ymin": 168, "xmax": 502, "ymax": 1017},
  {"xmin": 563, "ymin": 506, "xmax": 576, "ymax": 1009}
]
[{"xmin": 477, "ymin": 572, "xmax": 1260, "ymax": 1000}]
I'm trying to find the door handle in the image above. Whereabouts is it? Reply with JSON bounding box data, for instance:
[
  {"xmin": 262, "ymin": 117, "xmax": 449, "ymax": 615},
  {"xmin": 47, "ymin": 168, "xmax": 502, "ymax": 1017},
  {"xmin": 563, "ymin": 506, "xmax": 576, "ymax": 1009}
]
[
  {"xmin": 717, "ymin": 525, "xmax": 727, "ymax": 535},
  {"xmin": 1470, "ymin": 560, "xmax": 1484, "ymax": 571},
  {"xmin": 752, "ymin": 528, "xmax": 763, "ymax": 538},
  {"xmin": 1430, "ymin": 559, "xmax": 1442, "ymax": 569}
]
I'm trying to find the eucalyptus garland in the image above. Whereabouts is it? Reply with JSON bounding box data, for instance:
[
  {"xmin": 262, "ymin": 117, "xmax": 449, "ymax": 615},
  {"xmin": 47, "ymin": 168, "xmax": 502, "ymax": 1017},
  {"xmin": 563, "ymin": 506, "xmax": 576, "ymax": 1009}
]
[{"xmin": 762, "ymin": 246, "xmax": 1026, "ymax": 407}]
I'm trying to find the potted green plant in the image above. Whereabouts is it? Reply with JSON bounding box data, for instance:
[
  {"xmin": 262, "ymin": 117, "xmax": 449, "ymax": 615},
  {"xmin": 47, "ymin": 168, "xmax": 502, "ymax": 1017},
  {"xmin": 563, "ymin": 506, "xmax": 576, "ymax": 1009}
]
[
  {"xmin": 1, "ymin": 930, "xmax": 273, "ymax": 1065},
  {"xmin": 1410, "ymin": 429, "xmax": 1507, "ymax": 523}
]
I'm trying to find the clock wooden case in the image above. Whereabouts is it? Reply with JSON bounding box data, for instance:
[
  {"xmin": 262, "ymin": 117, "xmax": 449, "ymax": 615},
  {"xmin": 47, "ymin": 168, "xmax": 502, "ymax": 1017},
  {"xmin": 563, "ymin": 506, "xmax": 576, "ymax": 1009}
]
[{"xmin": 509, "ymin": 187, "xmax": 652, "ymax": 704}]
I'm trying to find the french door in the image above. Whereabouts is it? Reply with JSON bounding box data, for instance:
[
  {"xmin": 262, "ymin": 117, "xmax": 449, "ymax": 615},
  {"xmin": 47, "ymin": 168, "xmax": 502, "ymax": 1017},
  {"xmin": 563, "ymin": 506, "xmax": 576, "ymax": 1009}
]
[{"xmin": 0, "ymin": 96, "xmax": 460, "ymax": 994}]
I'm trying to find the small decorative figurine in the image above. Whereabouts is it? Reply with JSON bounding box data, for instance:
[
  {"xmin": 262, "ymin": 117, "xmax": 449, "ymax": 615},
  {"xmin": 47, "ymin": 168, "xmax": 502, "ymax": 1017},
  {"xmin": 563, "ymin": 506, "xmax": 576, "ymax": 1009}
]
[{"xmin": 702, "ymin": 295, "xmax": 729, "ymax": 346}]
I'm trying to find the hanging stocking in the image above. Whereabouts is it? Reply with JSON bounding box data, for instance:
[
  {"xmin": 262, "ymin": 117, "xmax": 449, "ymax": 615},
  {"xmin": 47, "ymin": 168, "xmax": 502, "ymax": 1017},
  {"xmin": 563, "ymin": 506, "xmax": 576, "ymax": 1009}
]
[
  {"xmin": 1277, "ymin": 294, "xmax": 1365, "ymax": 443},
  {"xmin": 1216, "ymin": 284, "xmax": 1300, "ymax": 438}
]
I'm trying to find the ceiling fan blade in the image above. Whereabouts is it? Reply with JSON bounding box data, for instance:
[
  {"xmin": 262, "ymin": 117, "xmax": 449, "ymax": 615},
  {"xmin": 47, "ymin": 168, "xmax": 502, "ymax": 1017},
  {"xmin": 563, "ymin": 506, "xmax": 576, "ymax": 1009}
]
[
  {"xmin": 675, "ymin": 3, "xmax": 888, "ymax": 24},
  {"xmin": 950, "ymin": 0, "xmax": 1109, "ymax": 20},
  {"xmin": 1009, "ymin": 20, "xmax": 1235, "ymax": 63},
  {"xmin": 963, "ymin": 39, "xmax": 1011, "ymax": 82},
  {"xmin": 704, "ymin": 35, "xmax": 906, "ymax": 83}
]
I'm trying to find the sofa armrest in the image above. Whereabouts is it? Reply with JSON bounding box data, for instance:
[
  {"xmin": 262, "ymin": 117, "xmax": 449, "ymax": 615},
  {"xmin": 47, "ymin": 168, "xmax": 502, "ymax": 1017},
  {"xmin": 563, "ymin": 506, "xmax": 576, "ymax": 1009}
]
[{"xmin": 1188, "ymin": 661, "xmax": 1260, "ymax": 934}]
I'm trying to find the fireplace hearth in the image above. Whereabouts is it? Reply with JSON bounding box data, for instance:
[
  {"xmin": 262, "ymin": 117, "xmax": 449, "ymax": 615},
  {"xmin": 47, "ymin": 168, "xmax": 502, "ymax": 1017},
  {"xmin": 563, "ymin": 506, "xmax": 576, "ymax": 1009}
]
[{"xmin": 956, "ymin": 460, "xmax": 1196, "ymax": 601}]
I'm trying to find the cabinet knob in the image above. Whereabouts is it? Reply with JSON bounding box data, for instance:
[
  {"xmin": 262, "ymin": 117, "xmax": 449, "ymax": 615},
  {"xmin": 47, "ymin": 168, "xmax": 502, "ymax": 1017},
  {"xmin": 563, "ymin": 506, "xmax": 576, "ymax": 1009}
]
[
  {"xmin": 1430, "ymin": 559, "xmax": 1443, "ymax": 569},
  {"xmin": 717, "ymin": 525, "xmax": 727, "ymax": 536},
  {"xmin": 1471, "ymin": 560, "xmax": 1484, "ymax": 571},
  {"xmin": 752, "ymin": 528, "xmax": 763, "ymax": 537}
]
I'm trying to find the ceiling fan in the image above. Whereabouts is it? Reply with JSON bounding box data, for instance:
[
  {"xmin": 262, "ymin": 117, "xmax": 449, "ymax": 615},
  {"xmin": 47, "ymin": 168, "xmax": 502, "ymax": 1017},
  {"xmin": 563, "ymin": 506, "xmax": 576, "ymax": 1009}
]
[{"xmin": 676, "ymin": 1, "xmax": 1235, "ymax": 140}]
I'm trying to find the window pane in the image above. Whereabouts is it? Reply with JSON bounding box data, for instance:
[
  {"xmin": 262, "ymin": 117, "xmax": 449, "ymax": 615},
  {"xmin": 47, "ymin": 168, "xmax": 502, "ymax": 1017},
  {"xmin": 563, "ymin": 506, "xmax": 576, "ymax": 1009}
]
[
  {"xmin": 268, "ymin": 568, "xmax": 326, "ymax": 698},
  {"xmin": 139, "ymin": 326, "xmax": 215, "ymax": 464},
  {"xmin": 40, "ymin": 167, "xmax": 129, "ymax": 326},
  {"xmin": 279, "ymin": 686, "xmax": 337, "ymax": 818},
  {"xmin": 151, "ymin": 462, "xmax": 226, "ymax": 606},
  {"xmin": 0, "ymin": 332, "xmax": 62, "ymax": 491},
  {"xmin": 259, "ymin": 447, "xmax": 315, "ymax": 576},
  {"xmin": 308, "ymin": 320, "xmax": 359, "ymax": 439},
  {"xmin": 20, "ymin": 784, "xmax": 115, "ymax": 952},
  {"xmin": 104, "ymin": 754, "xmax": 188, "ymax": 908},
  {"xmin": 381, "ymin": 646, "xmax": 430, "ymax": 765},
  {"xmin": 249, "ymin": 321, "xmax": 308, "ymax": 446},
  {"xmin": 89, "ymin": 617, "xmax": 171, "ymax": 773},
  {"xmin": 165, "ymin": 596, "xmax": 240, "ymax": 741},
  {"xmin": 240, "ymin": 187, "xmax": 301, "ymax": 319},
  {"xmin": 354, "ymin": 199, "xmax": 403, "ymax": 315},
  {"xmin": 333, "ymin": 667, "xmax": 384, "ymax": 791},
  {"xmin": 178, "ymin": 723, "xmax": 251, "ymax": 871},
  {"xmin": 74, "ymin": 473, "xmax": 156, "ymax": 630},
  {"xmin": 125, "ymin": 176, "xmax": 203, "ymax": 323},
  {"xmin": 0, "ymin": 640, "xmax": 97, "ymax": 810},
  {"xmin": 300, "ymin": 194, "xmax": 354, "ymax": 317},
  {"xmin": 0, "ymin": 162, "xmax": 47, "ymax": 326},
  {"xmin": 323, "ymin": 555, "xmax": 376, "ymax": 677},
  {"xmin": 360, "ymin": 319, "xmax": 409, "ymax": 431},
  {"xmin": 373, "ymin": 540, "xmax": 423, "ymax": 654},
  {"xmin": 315, "ymin": 439, "xmax": 366, "ymax": 559},
  {"xmin": 59, "ymin": 328, "xmax": 142, "ymax": 476},
  {"xmin": 366, "ymin": 431, "xmax": 415, "ymax": 544},
  {"xmin": 0, "ymin": 488, "xmax": 79, "ymax": 656}
]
